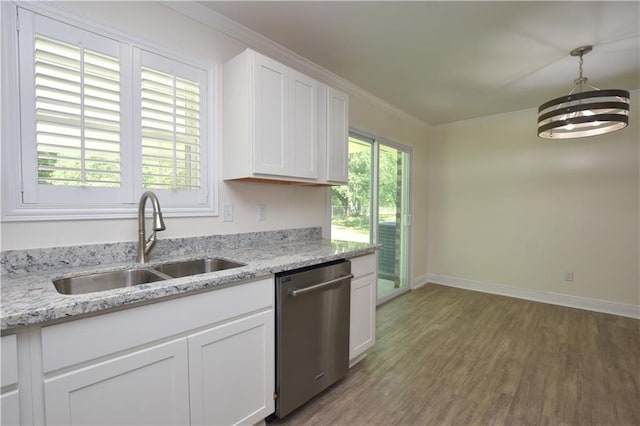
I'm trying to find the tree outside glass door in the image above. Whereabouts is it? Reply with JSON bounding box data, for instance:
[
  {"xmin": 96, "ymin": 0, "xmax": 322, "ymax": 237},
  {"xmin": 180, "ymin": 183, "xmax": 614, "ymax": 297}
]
[
  {"xmin": 331, "ymin": 133, "xmax": 411, "ymax": 303},
  {"xmin": 331, "ymin": 136, "xmax": 373, "ymax": 243},
  {"xmin": 376, "ymin": 144, "xmax": 410, "ymax": 302}
]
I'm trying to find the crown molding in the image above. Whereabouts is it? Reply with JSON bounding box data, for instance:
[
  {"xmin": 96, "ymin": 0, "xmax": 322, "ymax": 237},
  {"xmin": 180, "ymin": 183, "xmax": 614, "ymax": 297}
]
[{"xmin": 161, "ymin": 1, "xmax": 430, "ymax": 130}]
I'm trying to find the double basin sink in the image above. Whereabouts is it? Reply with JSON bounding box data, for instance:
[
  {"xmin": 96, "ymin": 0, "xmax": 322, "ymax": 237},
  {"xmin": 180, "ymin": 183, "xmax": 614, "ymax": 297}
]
[{"xmin": 53, "ymin": 258, "xmax": 246, "ymax": 295}]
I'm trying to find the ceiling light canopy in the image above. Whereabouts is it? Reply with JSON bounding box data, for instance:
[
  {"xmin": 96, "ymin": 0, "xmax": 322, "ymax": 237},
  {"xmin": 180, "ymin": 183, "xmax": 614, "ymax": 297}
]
[{"xmin": 537, "ymin": 45, "xmax": 630, "ymax": 139}]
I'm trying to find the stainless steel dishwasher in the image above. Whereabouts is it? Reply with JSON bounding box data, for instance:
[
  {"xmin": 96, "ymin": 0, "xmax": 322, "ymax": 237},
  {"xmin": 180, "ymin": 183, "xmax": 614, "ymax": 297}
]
[{"xmin": 275, "ymin": 259, "xmax": 353, "ymax": 418}]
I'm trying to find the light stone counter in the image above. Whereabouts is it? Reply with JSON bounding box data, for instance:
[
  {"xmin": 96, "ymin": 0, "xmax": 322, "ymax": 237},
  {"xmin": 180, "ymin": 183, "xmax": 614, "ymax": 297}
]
[{"xmin": 1, "ymin": 228, "xmax": 377, "ymax": 331}]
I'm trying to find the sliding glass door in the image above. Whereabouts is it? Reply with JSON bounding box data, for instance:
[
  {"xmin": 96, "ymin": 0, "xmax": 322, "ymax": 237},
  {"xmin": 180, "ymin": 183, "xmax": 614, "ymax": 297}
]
[
  {"xmin": 331, "ymin": 132, "xmax": 411, "ymax": 303},
  {"xmin": 331, "ymin": 136, "xmax": 373, "ymax": 243},
  {"xmin": 376, "ymin": 144, "xmax": 410, "ymax": 302}
]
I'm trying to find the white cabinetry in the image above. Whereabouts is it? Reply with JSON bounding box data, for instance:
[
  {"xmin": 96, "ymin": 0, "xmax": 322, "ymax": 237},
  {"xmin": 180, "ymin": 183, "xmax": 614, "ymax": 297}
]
[
  {"xmin": 288, "ymin": 70, "xmax": 319, "ymax": 179},
  {"xmin": 349, "ymin": 254, "xmax": 377, "ymax": 364},
  {"xmin": 189, "ymin": 310, "xmax": 274, "ymax": 425},
  {"xmin": 44, "ymin": 339, "xmax": 190, "ymax": 425},
  {"xmin": 224, "ymin": 49, "xmax": 318, "ymax": 182},
  {"xmin": 1, "ymin": 334, "xmax": 20, "ymax": 426},
  {"xmin": 40, "ymin": 278, "xmax": 275, "ymax": 426},
  {"xmin": 323, "ymin": 86, "xmax": 349, "ymax": 183},
  {"xmin": 223, "ymin": 49, "xmax": 347, "ymax": 185},
  {"xmin": 252, "ymin": 53, "xmax": 288, "ymax": 176}
]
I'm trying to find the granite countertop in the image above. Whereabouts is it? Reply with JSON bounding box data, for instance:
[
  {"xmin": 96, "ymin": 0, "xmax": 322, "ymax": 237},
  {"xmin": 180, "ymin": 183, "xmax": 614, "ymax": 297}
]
[{"xmin": 1, "ymin": 237, "xmax": 376, "ymax": 331}]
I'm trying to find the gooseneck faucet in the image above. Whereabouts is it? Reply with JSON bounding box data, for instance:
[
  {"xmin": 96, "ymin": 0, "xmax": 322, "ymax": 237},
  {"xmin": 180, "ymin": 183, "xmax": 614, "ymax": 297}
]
[{"xmin": 137, "ymin": 191, "xmax": 166, "ymax": 263}]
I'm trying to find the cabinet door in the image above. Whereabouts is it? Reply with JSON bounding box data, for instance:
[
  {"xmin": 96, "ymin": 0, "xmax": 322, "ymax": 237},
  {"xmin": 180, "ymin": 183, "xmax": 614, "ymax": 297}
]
[
  {"xmin": 1, "ymin": 391, "xmax": 20, "ymax": 426},
  {"xmin": 350, "ymin": 273, "xmax": 377, "ymax": 361},
  {"xmin": 289, "ymin": 70, "xmax": 318, "ymax": 179},
  {"xmin": 1, "ymin": 334, "xmax": 20, "ymax": 425},
  {"xmin": 44, "ymin": 339, "xmax": 190, "ymax": 426},
  {"xmin": 326, "ymin": 87, "xmax": 349, "ymax": 183},
  {"xmin": 253, "ymin": 53, "xmax": 288, "ymax": 176},
  {"xmin": 189, "ymin": 310, "xmax": 275, "ymax": 426}
]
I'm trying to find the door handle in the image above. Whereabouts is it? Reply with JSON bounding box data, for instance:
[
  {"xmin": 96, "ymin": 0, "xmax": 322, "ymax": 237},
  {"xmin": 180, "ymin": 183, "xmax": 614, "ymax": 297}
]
[{"xmin": 288, "ymin": 274, "xmax": 354, "ymax": 297}]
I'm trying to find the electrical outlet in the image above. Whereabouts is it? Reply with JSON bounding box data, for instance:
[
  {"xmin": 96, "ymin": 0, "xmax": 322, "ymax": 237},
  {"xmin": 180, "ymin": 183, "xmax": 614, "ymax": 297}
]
[
  {"xmin": 223, "ymin": 203, "xmax": 233, "ymax": 222},
  {"xmin": 564, "ymin": 270, "xmax": 574, "ymax": 282},
  {"xmin": 257, "ymin": 204, "xmax": 266, "ymax": 221}
]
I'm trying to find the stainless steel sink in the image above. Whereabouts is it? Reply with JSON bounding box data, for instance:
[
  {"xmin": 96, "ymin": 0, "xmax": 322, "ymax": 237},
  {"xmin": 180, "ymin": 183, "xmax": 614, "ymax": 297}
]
[
  {"xmin": 52, "ymin": 258, "xmax": 246, "ymax": 295},
  {"xmin": 53, "ymin": 269, "xmax": 168, "ymax": 295},
  {"xmin": 153, "ymin": 258, "xmax": 246, "ymax": 278}
]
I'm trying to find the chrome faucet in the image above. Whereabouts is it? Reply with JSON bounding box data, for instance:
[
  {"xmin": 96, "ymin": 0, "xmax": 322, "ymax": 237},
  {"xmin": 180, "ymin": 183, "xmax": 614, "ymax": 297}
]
[{"xmin": 137, "ymin": 191, "xmax": 166, "ymax": 263}]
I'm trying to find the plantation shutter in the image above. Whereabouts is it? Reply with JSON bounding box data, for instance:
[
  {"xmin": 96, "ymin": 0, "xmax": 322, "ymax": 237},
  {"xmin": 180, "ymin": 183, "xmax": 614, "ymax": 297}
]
[
  {"xmin": 34, "ymin": 35, "xmax": 121, "ymax": 187},
  {"xmin": 135, "ymin": 49, "xmax": 208, "ymax": 206},
  {"xmin": 15, "ymin": 7, "xmax": 212, "ymax": 216},
  {"xmin": 19, "ymin": 9, "xmax": 127, "ymax": 205}
]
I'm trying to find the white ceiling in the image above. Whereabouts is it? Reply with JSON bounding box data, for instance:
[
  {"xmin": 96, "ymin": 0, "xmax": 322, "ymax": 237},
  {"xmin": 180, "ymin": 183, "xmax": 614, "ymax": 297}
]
[{"xmin": 198, "ymin": 1, "xmax": 639, "ymax": 126}]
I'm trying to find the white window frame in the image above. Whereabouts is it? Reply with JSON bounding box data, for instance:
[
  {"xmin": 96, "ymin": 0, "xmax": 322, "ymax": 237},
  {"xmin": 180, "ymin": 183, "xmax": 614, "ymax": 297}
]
[
  {"xmin": 134, "ymin": 48, "xmax": 209, "ymax": 208},
  {"xmin": 1, "ymin": 2, "xmax": 218, "ymax": 221},
  {"xmin": 18, "ymin": 10, "xmax": 132, "ymax": 206}
]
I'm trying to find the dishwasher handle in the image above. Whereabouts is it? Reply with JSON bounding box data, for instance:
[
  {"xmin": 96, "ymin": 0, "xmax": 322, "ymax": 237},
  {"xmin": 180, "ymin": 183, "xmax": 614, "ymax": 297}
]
[{"xmin": 288, "ymin": 274, "xmax": 354, "ymax": 297}]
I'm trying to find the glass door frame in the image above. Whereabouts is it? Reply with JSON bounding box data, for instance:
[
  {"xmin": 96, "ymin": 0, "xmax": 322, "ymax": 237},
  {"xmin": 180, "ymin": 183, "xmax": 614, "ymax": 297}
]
[
  {"xmin": 374, "ymin": 136, "xmax": 412, "ymax": 305},
  {"xmin": 329, "ymin": 129, "xmax": 413, "ymax": 306}
]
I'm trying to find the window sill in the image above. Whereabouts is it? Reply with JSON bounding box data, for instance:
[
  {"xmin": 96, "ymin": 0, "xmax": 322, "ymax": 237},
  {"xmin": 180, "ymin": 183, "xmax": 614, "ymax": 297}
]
[{"xmin": 1, "ymin": 206, "xmax": 218, "ymax": 222}]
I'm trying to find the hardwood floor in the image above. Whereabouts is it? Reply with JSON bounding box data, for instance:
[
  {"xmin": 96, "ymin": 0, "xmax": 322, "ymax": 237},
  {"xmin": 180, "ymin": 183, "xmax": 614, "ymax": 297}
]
[{"xmin": 272, "ymin": 284, "xmax": 640, "ymax": 425}]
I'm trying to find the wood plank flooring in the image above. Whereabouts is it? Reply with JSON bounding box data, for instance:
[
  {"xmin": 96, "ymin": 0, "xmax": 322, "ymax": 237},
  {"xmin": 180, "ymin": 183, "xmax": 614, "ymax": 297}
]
[{"xmin": 272, "ymin": 284, "xmax": 640, "ymax": 425}]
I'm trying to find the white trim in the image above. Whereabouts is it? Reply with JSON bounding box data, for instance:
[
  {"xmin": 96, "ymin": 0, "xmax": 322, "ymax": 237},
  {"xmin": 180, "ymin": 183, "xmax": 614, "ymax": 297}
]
[
  {"xmin": 426, "ymin": 273, "xmax": 640, "ymax": 319},
  {"xmin": 17, "ymin": 1, "xmax": 214, "ymax": 71},
  {"xmin": 323, "ymin": 187, "xmax": 332, "ymax": 239},
  {"xmin": 207, "ymin": 66, "xmax": 219, "ymax": 220},
  {"xmin": 351, "ymin": 126, "xmax": 415, "ymax": 157},
  {"xmin": 411, "ymin": 273, "xmax": 428, "ymax": 290},
  {"xmin": 349, "ymin": 352, "xmax": 368, "ymax": 368},
  {"xmin": 377, "ymin": 287, "xmax": 410, "ymax": 307},
  {"xmin": 2, "ymin": 1, "xmax": 218, "ymax": 221},
  {"xmin": 1, "ymin": 206, "xmax": 216, "ymax": 223},
  {"xmin": 1, "ymin": 2, "xmax": 23, "ymax": 220},
  {"xmin": 353, "ymin": 129, "xmax": 414, "ymax": 304},
  {"xmin": 161, "ymin": 1, "xmax": 430, "ymax": 131}
]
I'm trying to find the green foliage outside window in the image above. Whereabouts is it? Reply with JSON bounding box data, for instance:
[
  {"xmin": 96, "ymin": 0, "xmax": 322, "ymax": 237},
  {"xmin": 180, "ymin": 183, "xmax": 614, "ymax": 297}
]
[{"xmin": 332, "ymin": 140, "xmax": 402, "ymax": 236}]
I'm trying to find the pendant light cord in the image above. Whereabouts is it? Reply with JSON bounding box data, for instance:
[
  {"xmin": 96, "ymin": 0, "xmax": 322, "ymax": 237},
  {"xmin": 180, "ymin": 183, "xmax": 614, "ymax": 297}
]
[{"xmin": 574, "ymin": 51, "xmax": 587, "ymax": 91}]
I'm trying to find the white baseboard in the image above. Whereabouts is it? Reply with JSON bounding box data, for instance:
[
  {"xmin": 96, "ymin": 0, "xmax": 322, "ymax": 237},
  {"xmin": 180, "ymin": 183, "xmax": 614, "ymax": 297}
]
[
  {"xmin": 411, "ymin": 273, "xmax": 429, "ymax": 290},
  {"xmin": 349, "ymin": 352, "xmax": 368, "ymax": 368},
  {"xmin": 425, "ymin": 273, "xmax": 640, "ymax": 319}
]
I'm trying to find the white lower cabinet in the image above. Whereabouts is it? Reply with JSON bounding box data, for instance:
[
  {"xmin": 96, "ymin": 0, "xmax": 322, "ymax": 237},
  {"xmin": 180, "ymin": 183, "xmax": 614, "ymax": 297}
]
[
  {"xmin": 1, "ymin": 334, "xmax": 20, "ymax": 426},
  {"xmin": 349, "ymin": 254, "xmax": 377, "ymax": 363},
  {"xmin": 189, "ymin": 311, "xmax": 274, "ymax": 426},
  {"xmin": 1, "ymin": 391, "xmax": 20, "ymax": 426},
  {"xmin": 39, "ymin": 277, "xmax": 274, "ymax": 426},
  {"xmin": 44, "ymin": 339, "xmax": 190, "ymax": 425}
]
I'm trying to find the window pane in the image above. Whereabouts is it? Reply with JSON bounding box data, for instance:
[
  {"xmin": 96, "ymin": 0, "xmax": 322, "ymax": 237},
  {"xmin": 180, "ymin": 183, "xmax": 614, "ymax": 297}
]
[
  {"xmin": 331, "ymin": 136, "xmax": 373, "ymax": 243},
  {"xmin": 141, "ymin": 66, "xmax": 201, "ymax": 190},
  {"xmin": 377, "ymin": 144, "xmax": 410, "ymax": 300},
  {"xmin": 34, "ymin": 34, "xmax": 121, "ymax": 188}
]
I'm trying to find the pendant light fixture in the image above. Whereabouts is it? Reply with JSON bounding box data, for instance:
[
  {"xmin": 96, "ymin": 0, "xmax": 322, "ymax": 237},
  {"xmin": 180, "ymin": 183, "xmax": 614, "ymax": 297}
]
[{"xmin": 537, "ymin": 45, "xmax": 630, "ymax": 139}]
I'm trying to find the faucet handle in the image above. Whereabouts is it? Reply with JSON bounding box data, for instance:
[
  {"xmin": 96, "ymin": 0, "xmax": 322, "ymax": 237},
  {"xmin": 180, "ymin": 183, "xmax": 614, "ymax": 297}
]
[{"xmin": 144, "ymin": 231, "xmax": 158, "ymax": 254}]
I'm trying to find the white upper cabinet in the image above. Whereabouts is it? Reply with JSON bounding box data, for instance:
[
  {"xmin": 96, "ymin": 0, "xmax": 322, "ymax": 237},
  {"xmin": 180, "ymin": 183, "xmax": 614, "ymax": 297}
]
[
  {"xmin": 223, "ymin": 49, "xmax": 347, "ymax": 185},
  {"xmin": 325, "ymin": 87, "xmax": 349, "ymax": 183},
  {"xmin": 252, "ymin": 54, "xmax": 288, "ymax": 176},
  {"xmin": 289, "ymin": 70, "xmax": 318, "ymax": 179}
]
